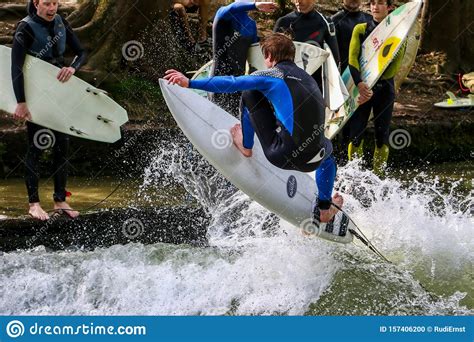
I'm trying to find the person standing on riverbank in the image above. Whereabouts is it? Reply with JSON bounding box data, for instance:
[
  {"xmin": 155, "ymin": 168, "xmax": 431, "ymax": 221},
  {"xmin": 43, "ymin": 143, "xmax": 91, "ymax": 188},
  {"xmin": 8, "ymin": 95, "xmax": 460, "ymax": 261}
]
[
  {"xmin": 346, "ymin": 0, "xmax": 405, "ymax": 176},
  {"xmin": 332, "ymin": 0, "xmax": 371, "ymax": 149},
  {"xmin": 273, "ymin": 0, "xmax": 340, "ymax": 90},
  {"xmin": 11, "ymin": 0, "xmax": 86, "ymax": 220}
]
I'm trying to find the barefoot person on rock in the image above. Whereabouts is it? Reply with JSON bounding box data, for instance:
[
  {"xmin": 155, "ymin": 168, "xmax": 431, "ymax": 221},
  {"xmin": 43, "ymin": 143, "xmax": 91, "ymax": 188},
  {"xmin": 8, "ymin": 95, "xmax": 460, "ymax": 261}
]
[{"xmin": 11, "ymin": 0, "xmax": 86, "ymax": 220}]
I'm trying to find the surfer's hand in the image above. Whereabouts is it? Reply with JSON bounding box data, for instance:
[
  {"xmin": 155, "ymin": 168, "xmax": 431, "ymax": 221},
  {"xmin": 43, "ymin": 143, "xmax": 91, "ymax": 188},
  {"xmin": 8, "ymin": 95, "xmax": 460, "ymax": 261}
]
[
  {"xmin": 164, "ymin": 69, "xmax": 190, "ymax": 88},
  {"xmin": 57, "ymin": 67, "xmax": 75, "ymax": 83},
  {"xmin": 14, "ymin": 102, "xmax": 31, "ymax": 121},
  {"xmin": 256, "ymin": 2, "xmax": 278, "ymax": 12},
  {"xmin": 357, "ymin": 82, "xmax": 373, "ymax": 104}
]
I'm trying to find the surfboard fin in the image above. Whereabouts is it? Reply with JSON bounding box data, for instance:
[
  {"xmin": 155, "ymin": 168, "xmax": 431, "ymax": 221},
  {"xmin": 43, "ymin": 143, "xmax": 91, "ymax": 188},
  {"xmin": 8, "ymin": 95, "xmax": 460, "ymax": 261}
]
[
  {"xmin": 97, "ymin": 115, "xmax": 114, "ymax": 123},
  {"xmin": 69, "ymin": 126, "xmax": 88, "ymax": 136},
  {"xmin": 86, "ymin": 87, "xmax": 108, "ymax": 96},
  {"xmin": 446, "ymin": 91, "xmax": 457, "ymax": 101}
]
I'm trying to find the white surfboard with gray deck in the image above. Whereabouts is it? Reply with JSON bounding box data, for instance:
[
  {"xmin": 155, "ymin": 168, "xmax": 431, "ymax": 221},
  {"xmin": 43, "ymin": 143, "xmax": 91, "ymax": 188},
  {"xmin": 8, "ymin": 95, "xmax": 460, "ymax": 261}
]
[
  {"xmin": 159, "ymin": 79, "xmax": 354, "ymax": 244},
  {"xmin": 0, "ymin": 45, "xmax": 128, "ymax": 143}
]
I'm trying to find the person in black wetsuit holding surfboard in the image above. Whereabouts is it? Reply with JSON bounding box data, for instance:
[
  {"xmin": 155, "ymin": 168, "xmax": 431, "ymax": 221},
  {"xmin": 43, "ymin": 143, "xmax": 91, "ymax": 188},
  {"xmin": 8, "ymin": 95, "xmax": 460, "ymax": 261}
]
[
  {"xmin": 165, "ymin": 33, "xmax": 344, "ymax": 223},
  {"xmin": 273, "ymin": 0, "xmax": 340, "ymax": 91},
  {"xmin": 332, "ymin": 0, "xmax": 371, "ymax": 73},
  {"xmin": 346, "ymin": 0, "xmax": 405, "ymax": 176},
  {"xmin": 11, "ymin": 0, "xmax": 86, "ymax": 220},
  {"xmin": 331, "ymin": 0, "xmax": 371, "ymax": 150}
]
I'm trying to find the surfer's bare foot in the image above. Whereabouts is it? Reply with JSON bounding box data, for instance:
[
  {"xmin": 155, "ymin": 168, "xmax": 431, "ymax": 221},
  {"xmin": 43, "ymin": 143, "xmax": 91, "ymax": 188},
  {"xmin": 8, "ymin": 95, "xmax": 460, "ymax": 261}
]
[
  {"xmin": 230, "ymin": 124, "xmax": 252, "ymax": 158},
  {"xmin": 29, "ymin": 203, "xmax": 49, "ymax": 221},
  {"xmin": 54, "ymin": 201, "xmax": 79, "ymax": 219},
  {"xmin": 319, "ymin": 193, "xmax": 343, "ymax": 223}
]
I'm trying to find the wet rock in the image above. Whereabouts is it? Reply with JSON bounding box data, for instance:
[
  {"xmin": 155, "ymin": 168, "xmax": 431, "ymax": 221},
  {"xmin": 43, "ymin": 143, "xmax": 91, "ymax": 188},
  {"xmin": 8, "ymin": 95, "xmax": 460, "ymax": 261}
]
[{"xmin": 0, "ymin": 206, "xmax": 209, "ymax": 252}]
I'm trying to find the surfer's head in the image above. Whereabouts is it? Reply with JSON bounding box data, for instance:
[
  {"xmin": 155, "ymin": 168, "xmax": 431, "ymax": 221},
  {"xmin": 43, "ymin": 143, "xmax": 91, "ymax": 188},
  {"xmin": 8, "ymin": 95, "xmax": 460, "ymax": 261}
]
[
  {"xmin": 343, "ymin": 0, "xmax": 363, "ymax": 12},
  {"xmin": 369, "ymin": 0, "xmax": 393, "ymax": 22},
  {"xmin": 32, "ymin": 0, "xmax": 59, "ymax": 22},
  {"xmin": 292, "ymin": 0, "xmax": 315, "ymax": 14},
  {"xmin": 260, "ymin": 33, "xmax": 295, "ymax": 67}
]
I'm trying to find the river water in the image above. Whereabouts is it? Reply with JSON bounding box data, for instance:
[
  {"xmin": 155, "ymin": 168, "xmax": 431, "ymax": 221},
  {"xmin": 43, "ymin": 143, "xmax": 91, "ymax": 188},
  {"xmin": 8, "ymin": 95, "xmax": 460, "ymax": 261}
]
[{"xmin": 0, "ymin": 143, "xmax": 472, "ymax": 315}]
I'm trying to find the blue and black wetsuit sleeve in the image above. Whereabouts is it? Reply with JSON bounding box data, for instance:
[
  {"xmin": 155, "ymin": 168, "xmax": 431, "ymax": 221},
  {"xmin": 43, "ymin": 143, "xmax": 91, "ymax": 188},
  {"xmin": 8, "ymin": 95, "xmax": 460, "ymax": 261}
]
[
  {"xmin": 190, "ymin": 75, "xmax": 271, "ymax": 94},
  {"xmin": 215, "ymin": 2, "xmax": 257, "ymax": 21},
  {"xmin": 11, "ymin": 21, "xmax": 34, "ymax": 103},
  {"xmin": 63, "ymin": 17, "xmax": 86, "ymax": 71},
  {"xmin": 190, "ymin": 75, "xmax": 273, "ymax": 149}
]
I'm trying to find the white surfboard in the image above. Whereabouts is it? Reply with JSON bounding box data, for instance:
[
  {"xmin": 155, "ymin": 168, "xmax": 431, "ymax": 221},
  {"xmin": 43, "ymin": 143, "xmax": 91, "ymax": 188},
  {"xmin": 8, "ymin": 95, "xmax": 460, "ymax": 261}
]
[
  {"xmin": 0, "ymin": 46, "xmax": 128, "ymax": 143},
  {"xmin": 434, "ymin": 92, "xmax": 474, "ymax": 108},
  {"xmin": 159, "ymin": 79, "xmax": 354, "ymax": 244},
  {"xmin": 192, "ymin": 41, "xmax": 329, "ymax": 81},
  {"xmin": 394, "ymin": 19, "xmax": 422, "ymax": 91},
  {"xmin": 326, "ymin": 1, "xmax": 423, "ymax": 140},
  {"xmin": 322, "ymin": 43, "xmax": 349, "ymax": 111}
]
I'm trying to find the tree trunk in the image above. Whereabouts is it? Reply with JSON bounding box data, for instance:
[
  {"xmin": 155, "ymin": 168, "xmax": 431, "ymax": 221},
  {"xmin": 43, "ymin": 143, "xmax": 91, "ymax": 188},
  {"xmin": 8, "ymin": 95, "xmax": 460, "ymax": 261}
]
[
  {"xmin": 421, "ymin": 0, "xmax": 474, "ymax": 73},
  {"xmin": 68, "ymin": 0, "xmax": 188, "ymax": 81}
]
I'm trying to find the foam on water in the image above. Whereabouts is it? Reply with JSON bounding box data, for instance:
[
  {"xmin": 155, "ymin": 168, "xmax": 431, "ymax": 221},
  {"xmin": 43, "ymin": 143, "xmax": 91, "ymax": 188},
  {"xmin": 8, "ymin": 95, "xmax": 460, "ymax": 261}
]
[{"xmin": 0, "ymin": 143, "xmax": 472, "ymax": 315}]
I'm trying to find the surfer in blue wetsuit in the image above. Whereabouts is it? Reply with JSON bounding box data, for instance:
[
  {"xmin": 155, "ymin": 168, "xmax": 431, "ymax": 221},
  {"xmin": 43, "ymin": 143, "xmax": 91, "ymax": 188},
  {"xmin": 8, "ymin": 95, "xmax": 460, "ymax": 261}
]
[
  {"xmin": 165, "ymin": 33, "xmax": 343, "ymax": 223},
  {"xmin": 211, "ymin": 0, "xmax": 277, "ymax": 114},
  {"xmin": 11, "ymin": 0, "xmax": 86, "ymax": 220}
]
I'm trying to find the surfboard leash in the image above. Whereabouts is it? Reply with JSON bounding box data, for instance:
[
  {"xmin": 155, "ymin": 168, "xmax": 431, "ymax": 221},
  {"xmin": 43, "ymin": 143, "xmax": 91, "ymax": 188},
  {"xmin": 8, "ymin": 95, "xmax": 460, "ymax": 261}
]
[
  {"xmin": 330, "ymin": 202, "xmax": 389, "ymax": 262},
  {"xmin": 46, "ymin": 178, "xmax": 125, "ymax": 215}
]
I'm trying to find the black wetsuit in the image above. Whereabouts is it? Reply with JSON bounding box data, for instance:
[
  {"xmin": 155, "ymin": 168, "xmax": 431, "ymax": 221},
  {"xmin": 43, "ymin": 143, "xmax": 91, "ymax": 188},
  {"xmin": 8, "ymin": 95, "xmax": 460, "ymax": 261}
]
[
  {"xmin": 331, "ymin": 8, "xmax": 371, "ymax": 146},
  {"xmin": 12, "ymin": 7, "xmax": 85, "ymax": 203},
  {"xmin": 332, "ymin": 8, "xmax": 371, "ymax": 72},
  {"xmin": 274, "ymin": 9, "xmax": 340, "ymax": 90}
]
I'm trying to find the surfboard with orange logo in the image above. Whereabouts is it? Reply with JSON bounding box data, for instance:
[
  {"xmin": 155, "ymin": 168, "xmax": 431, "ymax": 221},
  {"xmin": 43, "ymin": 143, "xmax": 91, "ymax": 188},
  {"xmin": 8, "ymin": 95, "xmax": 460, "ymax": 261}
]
[{"xmin": 325, "ymin": 0, "xmax": 423, "ymax": 139}]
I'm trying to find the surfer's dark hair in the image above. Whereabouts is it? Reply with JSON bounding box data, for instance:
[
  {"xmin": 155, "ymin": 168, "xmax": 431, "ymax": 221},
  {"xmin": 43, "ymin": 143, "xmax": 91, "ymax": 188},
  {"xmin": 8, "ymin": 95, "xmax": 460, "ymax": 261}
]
[
  {"xmin": 260, "ymin": 33, "xmax": 295, "ymax": 63},
  {"xmin": 369, "ymin": 0, "xmax": 393, "ymax": 5}
]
